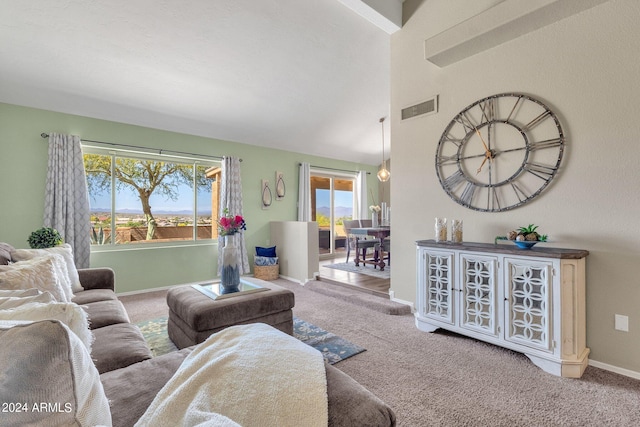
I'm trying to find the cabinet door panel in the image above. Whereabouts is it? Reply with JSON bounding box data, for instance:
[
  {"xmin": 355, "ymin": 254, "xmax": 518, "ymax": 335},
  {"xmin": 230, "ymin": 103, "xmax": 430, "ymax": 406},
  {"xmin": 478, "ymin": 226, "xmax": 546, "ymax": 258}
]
[
  {"xmin": 459, "ymin": 254, "xmax": 498, "ymax": 337},
  {"xmin": 504, "ymin": 258, "xmax": 552, "ymax": 352},
  {"xmin": 423, "ymin": 250, "xmax": 455, "ymax": 324}
]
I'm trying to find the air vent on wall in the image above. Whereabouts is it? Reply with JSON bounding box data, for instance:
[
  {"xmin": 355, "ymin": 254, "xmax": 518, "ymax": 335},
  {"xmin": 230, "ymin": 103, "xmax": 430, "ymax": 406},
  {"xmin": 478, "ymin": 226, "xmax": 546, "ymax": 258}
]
[{"xmin": 401, "ymin": 95, "xmax": 438, "ymax": 120}]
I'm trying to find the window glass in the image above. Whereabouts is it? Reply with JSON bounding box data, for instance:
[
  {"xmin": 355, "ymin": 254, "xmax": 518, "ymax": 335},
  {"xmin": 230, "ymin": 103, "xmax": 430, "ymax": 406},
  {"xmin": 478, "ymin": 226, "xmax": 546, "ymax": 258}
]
[{"xmin": 83, "ymin": 150, "xmax": 218, "ymax": 246}]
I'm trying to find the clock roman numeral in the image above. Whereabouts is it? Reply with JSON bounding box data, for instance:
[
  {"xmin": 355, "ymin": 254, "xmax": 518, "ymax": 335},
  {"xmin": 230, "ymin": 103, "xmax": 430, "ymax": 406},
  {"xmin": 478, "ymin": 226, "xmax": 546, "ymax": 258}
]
[
  {"xmin": 506, "ymin": 96, "xmax": 524, "ymax": 122},
  {"xmin": 488, "ymin": 186, "xmax": 501, "ymax": 211},
  {"xmin": 523, "ymin": 110, "xmax": 552, "ymax": 131},
  {"xmin": 511, "ymin": 182, "xmax": 529, "ymax": 202},
  {"xmin": 443, "ymin": 134, "xmax": 464, "ymax": 147},
  {"xmin": 479, "ymin": 98, "xmax": 496, "ymax": 122},
  {"xmin": 460, "ymin": 182, "xmax": 477, "ymax": 206},
  {"xmin": 523, "ymin": 162, "xmax": 557, "ymax": 182},
  {"xmin": 454, "ymin": 112, "xmax": 477, "ymax": 134},
  {"xmin": 437, "ymin": 154, "xmax": 458, "ymax": 166},
  {"xmin": 529, "ymin": 137, "xmax": 563, "ymax": 151},
  {"xmin": 443, "ymin": 170, "xmax": 466, "ymax": 190}
]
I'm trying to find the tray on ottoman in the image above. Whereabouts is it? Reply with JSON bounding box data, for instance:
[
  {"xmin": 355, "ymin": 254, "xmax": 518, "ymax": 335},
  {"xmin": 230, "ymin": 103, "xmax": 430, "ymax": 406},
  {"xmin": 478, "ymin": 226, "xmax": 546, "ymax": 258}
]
[{"xmin": 167, "ymin": 278, "xmax": 295, "ymax": 349}]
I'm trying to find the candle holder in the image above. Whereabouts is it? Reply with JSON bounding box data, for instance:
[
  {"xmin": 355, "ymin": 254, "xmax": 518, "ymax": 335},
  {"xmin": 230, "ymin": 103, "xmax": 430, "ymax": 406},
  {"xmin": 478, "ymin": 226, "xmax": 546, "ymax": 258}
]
[
  {"xmin": 451, "ymin": 219, "xmax": 463, "ymax": 243},
  {"xmin": 435, "ymin": 218, "xmax": 447, "ymax": 242}
]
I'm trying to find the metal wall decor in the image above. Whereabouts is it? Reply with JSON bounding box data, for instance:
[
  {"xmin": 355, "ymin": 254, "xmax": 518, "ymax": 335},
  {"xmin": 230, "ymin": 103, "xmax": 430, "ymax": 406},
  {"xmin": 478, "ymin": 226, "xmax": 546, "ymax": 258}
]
[
  {"xmin": 261, "ymin": 179, "xmax": 272, "ymax": 210},
  {"xmin": 436, "ymin": 93, "xmax": 565, "ymax": 212},
  {"xmin": 275, "ymin": 171, "xmax": 285, "ymax": 200}
]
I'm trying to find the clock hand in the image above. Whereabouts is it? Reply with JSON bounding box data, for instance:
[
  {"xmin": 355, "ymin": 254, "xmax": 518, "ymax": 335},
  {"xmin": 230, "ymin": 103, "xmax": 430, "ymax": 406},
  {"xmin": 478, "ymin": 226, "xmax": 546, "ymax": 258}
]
[
  {"xmin": 476, "ymin": 155, "xmax": 489, "ymax": 175},
  {"xmin": 475, "ymin": 128, "xmax": 490, "ymax": 153},
  {"xmin": 490, "ymin": 145, "xmax": 528, "ymax": 157},
  {"xmin": 459, "ymin": 153, "xmax": 489, "ymax": 161}
]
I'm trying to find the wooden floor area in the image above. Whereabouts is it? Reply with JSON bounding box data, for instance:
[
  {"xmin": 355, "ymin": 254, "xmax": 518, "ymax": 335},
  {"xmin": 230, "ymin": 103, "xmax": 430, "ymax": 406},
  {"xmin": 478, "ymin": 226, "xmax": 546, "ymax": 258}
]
[{"xmin": 316, "ymin": 256, "xmax": 390, "ymax": 298}]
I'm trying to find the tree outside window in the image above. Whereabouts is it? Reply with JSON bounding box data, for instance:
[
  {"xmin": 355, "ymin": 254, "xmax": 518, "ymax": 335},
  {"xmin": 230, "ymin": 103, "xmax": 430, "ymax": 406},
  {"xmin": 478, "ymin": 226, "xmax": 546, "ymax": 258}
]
[{"xmin": 83, "ymin": 151, "xmax": 218, "ymax": 245}]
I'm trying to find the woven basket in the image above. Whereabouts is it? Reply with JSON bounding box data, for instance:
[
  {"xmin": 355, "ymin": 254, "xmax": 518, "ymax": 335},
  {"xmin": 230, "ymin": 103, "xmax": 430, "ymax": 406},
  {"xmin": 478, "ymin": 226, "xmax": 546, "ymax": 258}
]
[{"xmin": 254, "ymin": 264, "xmax": 279, "ymax": 280}]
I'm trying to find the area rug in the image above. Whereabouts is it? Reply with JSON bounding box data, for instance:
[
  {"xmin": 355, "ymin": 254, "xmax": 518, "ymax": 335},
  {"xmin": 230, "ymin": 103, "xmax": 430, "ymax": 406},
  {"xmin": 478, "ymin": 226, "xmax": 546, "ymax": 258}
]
[
  {"xmin": 293, "ymin": 317, "xmax": 365, "ymax": 364},
  {"xmin": 324, "ymin": 261, "xmax": 390, "ymax": 279},
  {"xmin": 137, "ymin": 316, "xmax": 365, "ymax": 364},
  {"xmin": 136, "ymin": 317, "xmax": 178, "ymax": 357}
]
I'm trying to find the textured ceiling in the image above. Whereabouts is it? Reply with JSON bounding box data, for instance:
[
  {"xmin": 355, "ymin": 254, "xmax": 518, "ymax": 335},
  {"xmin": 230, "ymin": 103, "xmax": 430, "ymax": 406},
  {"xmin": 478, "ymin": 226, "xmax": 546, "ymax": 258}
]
[{"xmin": 0, "ymin": 0, "xmax": 393, "ymax": 165}]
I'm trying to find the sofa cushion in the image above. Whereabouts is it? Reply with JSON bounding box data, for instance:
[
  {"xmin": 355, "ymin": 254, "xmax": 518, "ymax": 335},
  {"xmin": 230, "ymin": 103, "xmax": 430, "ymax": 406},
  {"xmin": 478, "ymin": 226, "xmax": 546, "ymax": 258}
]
[
  {"xmin": 0, "ymin": 320, "xmax": 111, "ymax": 427},
  {"xmin": 100, "ymin": 348, "xmax": 193, "ymax": 427},
  {"xmin": 91, "ymin": 323, "xmax": 153, "ymax": 373},
  {"xmin": 0, "ymin": 255, "xmax": 71, "ymax": 302},
  {"xmin": 82, "ymin": 299, "xmax": 130, "ymax": 329},
  {"xmin": 11, "ymin": 243, "xmax": 82, "ymax": 293},
  {"xmin": 0, "ymin": 300, "xmax": 93, "ymax": 351},
  {"xmin": 0, "ymin": 242, "xmax": 14, "ymax": 265},
  {"xmin": 72, "ymin": 288, "xmax": 118, "ymax": 305}
]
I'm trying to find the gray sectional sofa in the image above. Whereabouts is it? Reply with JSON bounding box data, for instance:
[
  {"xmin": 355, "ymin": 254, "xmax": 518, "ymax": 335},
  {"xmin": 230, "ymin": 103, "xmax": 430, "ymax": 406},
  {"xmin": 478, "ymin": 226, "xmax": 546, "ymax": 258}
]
[{"xmin": 1, "ymin": 242, "xmax": 396, "ymax": 426}]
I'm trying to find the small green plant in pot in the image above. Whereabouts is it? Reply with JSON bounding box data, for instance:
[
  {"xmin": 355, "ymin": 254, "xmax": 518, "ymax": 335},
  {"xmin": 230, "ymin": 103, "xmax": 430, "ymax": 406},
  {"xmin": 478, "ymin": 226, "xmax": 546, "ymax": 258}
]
[{"xmin": 27, "ymin": 227, "xmax": 63, "ymax": 249}]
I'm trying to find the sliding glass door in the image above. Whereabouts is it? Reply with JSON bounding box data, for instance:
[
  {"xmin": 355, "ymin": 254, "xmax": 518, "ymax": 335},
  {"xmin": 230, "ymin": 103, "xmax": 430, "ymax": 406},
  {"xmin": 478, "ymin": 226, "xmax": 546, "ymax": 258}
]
[{"xmin": 311, "ymin": 172, "xmax": 355, "ymax": 259}]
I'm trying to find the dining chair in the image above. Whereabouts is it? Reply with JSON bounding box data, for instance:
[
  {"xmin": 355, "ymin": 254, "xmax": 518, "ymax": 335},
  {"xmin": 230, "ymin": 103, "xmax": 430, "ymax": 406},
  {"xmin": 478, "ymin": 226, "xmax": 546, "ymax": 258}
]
[
  {"xmin": 382, "ymin": 237, "xmax": 391, "ymax": 266},
  {"xmin": 343, "ymin": 219, "xmax": 377, "ymax": 263}
]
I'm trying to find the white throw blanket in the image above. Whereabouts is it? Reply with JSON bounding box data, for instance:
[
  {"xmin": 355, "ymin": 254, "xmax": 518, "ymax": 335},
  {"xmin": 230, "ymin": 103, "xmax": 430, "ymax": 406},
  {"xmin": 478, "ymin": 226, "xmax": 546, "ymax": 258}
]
[{"xmin": 135, "ymin": 323, "xmax": 328, "ymax": 427}]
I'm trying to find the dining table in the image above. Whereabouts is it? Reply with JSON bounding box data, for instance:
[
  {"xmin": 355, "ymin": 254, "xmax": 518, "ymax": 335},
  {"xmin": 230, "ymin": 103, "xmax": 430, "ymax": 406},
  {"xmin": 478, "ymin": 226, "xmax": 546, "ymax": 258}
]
[{"xmin": 351, "ymin": 226, "xmax": 391, "ymax": 271}]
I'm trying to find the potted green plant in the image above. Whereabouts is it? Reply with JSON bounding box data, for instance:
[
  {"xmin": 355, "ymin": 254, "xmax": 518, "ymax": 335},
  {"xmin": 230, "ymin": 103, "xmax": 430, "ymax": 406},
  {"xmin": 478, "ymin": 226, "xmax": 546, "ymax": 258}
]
[{"xmin": 27, "ymin": 227, "xmax": 63, "ymax": 249}]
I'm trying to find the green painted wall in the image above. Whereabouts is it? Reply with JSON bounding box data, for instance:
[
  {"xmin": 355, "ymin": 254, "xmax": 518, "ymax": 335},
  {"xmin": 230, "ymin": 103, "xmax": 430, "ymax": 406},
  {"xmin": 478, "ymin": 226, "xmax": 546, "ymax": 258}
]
[{"xmin": 0, "ymin": 102, "xmax": 378, "ymax": 293}]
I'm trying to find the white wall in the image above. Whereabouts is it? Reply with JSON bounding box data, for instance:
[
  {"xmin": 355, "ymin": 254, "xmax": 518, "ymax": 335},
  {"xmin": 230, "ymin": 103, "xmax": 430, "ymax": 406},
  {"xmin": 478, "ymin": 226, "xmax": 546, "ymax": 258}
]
[
  {"xmin": 270, "ymin": 221, "xmax": 319, "ymax": 284},
  {"xmin": 391, "ymin": 0, "xmax": 640, "ymax": 374}
]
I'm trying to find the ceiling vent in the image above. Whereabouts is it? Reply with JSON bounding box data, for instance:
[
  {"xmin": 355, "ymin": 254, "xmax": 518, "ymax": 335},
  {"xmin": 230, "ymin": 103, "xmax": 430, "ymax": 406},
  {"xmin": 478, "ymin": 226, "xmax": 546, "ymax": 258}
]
[{"xmin": 401, "ymin": 95, "xmax": 438, "ymax": 120}]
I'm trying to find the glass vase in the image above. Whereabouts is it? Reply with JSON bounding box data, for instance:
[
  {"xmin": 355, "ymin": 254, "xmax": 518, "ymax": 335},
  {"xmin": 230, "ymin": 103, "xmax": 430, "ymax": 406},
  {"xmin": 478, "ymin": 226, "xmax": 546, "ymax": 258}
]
[
  {"xmin": 220, "ymin": 234, "xmax": 240, "ymax": 292},
  {"xmin": 435, "ymin": 218, "xmax": 447, "ymax": 242},
  {"xmin": 372, "ymin": 212, "xmax": 379, "ymax": 227},
  {"xmin": 452, "ymin": 219, "xmax": 463, "ymax": 243}
]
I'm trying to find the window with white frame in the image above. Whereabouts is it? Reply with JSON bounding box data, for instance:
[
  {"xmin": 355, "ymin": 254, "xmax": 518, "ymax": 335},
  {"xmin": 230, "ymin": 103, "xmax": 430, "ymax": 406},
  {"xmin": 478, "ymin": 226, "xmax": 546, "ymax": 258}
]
[{"xmin": 83, "ymin": 147, "xmax": 221, "ymax": 246}]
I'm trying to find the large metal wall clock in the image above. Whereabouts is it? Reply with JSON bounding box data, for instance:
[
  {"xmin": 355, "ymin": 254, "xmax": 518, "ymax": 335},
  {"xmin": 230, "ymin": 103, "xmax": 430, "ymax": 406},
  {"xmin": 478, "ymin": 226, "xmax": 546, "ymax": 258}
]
[{"xmin": 436, "ymin": 93, "xmax": 565, "ymax": 212}]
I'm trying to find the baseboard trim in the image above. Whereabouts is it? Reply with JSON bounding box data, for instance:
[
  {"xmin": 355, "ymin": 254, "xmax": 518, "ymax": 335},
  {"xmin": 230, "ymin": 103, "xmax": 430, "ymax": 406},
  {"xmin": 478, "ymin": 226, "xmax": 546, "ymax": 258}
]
[
  {"xmin": 589, "ymin": 359, "xmax": 640, "ymax": 380},
  {"xmin": 277, "ymin": 274, "xmax": 311, "ymax": 285},
  {"xmin": 116, "ymin": 284, "xmax": 176, "ymax": 297},
  {"xmin": 389, "ymin": 290, "xmax": 415, "ymax": 313}
]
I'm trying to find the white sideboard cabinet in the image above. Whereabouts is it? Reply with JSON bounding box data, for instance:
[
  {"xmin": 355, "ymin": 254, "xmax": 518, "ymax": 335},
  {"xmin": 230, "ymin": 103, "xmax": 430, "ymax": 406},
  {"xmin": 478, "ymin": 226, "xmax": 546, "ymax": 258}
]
[{"xmin": 415, "ymin": 240, "xmax": 589, "ymax": 378}]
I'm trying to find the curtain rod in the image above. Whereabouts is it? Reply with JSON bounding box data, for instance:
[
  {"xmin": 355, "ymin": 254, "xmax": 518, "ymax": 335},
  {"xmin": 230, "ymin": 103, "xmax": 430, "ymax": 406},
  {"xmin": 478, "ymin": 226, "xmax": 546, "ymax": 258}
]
[
  {"xmin": 40, "ymin": 133, "xmax": 242, "ymax": 162},
  {"xmin": 300, "ymin": 163, "xmax": 371, "ymax": 175}
]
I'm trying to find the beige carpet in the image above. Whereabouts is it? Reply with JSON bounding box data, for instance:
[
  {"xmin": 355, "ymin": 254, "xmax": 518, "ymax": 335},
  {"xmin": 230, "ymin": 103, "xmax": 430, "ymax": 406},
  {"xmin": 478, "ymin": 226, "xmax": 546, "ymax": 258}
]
[{"xmin": 121, "ymin": 278, "xmax": 640, "ymax": 427}]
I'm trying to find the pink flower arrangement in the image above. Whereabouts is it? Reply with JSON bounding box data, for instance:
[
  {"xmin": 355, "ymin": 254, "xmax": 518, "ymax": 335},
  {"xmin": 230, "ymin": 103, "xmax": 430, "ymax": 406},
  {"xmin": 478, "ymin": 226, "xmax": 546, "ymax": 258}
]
[{"xmin": 217, "ymin": 209, "xmax": 247, "ymax": 236}]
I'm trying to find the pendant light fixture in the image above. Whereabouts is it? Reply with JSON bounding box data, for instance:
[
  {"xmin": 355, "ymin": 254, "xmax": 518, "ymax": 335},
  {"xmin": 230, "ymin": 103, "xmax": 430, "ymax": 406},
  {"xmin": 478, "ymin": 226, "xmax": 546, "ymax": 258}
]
[{"xmin": 377, "ymin": 117, "xmax": 390, "ymax": 182}]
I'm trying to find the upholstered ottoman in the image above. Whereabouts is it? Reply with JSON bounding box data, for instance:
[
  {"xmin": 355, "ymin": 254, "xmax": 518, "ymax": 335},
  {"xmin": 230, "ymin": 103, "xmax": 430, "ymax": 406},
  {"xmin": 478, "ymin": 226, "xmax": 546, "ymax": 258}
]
[{"xmin": 167, "ymin": 279, "xmax": 295, "ymax": 349}]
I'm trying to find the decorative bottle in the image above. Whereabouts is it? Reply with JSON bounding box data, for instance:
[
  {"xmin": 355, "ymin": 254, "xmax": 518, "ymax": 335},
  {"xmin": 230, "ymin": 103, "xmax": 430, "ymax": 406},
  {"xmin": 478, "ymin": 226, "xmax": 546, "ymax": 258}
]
[{"xmin": 220, "ymin": 234, "xmax": 240, "ymax": 292}]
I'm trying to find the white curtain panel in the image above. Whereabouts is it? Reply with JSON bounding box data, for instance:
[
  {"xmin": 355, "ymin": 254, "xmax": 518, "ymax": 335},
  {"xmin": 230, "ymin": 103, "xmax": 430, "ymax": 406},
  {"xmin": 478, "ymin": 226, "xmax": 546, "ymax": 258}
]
[
  {"xmin": 43, "ymin": 133, "xmax": 91, "ymax": 268},
  {"xmin": 356, "ymin": 171, "xmax": 368, "ymax": 220},
  {"xmin": 297, "ymin": 162, "xmax": 311, "ymax": 221},
  {"xmin": 217, "ymin": 157, "xmax": 250, "ymax": 275}
]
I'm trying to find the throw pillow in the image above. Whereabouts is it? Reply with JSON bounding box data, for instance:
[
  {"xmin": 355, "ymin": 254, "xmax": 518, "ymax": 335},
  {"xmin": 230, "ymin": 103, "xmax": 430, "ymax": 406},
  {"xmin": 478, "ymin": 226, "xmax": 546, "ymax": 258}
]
[
  {"xmin": 0, "ymin": 291, "xmax": 55, "ymax": 309},
  {"xmin": 11, "ymin": 243, "xmax": 82, "ymax": 293},
  {"xmin": 0, "ymin": 242, "xmax": 15, "ymax": 265},
  {"xmin": 0, "ymin": 320, "xmax": 112, "ymax": 427},
  {"xmin": 0, "ymin": 255, "xmax": 70, "ymax": 302},
  {"xmin": 254, "ymin": 256, "xmax": 279, "ymax": 266},
  {"xmin": 0, "ymin": 300, "xmax": 93, "ymax": 352},
  {"xmin": 255, "ymin": 246, "xmax": 277, "ymax": 257},
  {"xmin": 0, "ymin": 288, "xmax": 41, "ymax": 298}
]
